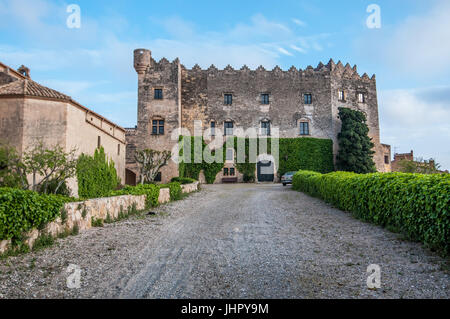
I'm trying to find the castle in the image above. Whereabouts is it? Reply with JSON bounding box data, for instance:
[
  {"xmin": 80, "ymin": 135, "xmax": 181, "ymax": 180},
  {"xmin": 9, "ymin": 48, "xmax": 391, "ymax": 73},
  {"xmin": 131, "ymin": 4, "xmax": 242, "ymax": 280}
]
[{"xmin": 125, "ymin": 48, "xmax": 391, "ymax": 184}]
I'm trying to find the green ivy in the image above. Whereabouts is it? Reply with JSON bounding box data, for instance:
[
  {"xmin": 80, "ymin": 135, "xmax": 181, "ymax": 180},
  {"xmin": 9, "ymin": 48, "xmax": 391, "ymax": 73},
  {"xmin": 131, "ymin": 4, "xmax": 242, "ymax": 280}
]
[
  {"xmin": 179, "ymin": 136, "xmax": 334, "ymax": 183},
  {"xmin": 76, "ymin": 147, "xmax": 120, "ymax": 199},
  {"xmin": 292, "ymin": 170, "xmax": 450, "ymax": 256}
]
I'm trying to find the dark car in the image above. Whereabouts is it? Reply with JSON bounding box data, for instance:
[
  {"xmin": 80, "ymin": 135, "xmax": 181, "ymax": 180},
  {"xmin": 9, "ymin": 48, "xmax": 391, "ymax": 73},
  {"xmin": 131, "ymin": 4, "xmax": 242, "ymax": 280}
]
[{"xmin": 281, "ymin": 171, "xmax": 296, "ymax": 186}]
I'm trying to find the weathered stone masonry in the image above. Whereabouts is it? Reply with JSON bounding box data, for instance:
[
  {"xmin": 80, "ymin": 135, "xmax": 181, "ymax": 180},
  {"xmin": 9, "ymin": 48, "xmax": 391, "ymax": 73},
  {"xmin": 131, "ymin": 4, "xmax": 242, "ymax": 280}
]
[{"xmin": 126, "ymin": 48, "xmax": 391, "ymax": 183}]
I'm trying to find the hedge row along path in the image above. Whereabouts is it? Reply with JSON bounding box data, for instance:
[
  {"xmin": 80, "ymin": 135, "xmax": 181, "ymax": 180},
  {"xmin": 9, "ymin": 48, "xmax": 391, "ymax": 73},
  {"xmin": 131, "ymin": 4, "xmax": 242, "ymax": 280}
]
[{"xmin": 0, "ymin": 184, "xmax": 449, "ymax": 298}]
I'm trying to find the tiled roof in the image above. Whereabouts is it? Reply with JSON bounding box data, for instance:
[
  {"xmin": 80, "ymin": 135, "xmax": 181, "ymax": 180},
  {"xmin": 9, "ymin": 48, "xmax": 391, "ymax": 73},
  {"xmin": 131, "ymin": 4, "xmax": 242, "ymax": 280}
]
[{"xmin": 0, "ymin": 79, "xmax": 71, "ymax": 101}]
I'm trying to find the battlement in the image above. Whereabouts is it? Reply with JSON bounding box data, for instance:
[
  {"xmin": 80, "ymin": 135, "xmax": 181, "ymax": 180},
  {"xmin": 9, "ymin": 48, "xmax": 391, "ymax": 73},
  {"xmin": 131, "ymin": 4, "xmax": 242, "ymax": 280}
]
[
  {"xmin": 182, "ymin": 58, "xmax": 375, "ymax": 81},
  {"xmin": 134, "ymin": 48, "xmax": 376, "ymax": 82}
]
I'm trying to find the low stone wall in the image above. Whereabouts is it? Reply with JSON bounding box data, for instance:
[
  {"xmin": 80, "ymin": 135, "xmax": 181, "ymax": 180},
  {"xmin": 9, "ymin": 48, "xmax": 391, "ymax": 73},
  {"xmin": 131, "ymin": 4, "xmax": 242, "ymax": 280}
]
[
  {"xmin": 181, "ymin": 181, "xmax": 200, "ymax": 193},
  {"xmin": 0, "ymin": 182, "xmax": 200, "ymax": 254},
  {"xmin": 0, "ymin": 194, "xmax": 146, "ymax": 254},
  {"xmin": 158, "ymin": 188, "xmax": 170, "ymax": 204}
]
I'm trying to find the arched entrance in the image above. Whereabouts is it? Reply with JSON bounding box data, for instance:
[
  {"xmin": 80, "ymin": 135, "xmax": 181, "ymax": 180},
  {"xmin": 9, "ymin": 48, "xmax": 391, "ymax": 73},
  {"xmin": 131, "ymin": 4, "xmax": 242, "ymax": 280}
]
[{"xmin": 257, "ymin": 159, "xmax": 274, "ymax": 182}]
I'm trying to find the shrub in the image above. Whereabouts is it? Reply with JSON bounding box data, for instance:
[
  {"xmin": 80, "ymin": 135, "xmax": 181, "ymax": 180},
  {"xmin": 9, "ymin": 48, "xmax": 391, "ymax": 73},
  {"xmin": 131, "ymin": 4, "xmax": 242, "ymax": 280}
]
[
  {"xmin": 0, "ymin": 187, "xmax": 68, "ymax": 241},
  {"xmin": 91, "ymin": 216, "xmax": 103, "ymax": 227},
  {"xmin": 160, "ymin": 182, "xmax": 182, "ymax": 201},
  {"xmin": 110, "ymin": 184, "xmax": 160, "ymax": 209},
  {"xmin": 170, "ymin": 177, "xmax": 197, "ymax": 185},
  {"xmin": 292, "ymin": 171, "xmax": 450, "ymax": 255},
  {"xmin": 76, "ymin": 147, "xmax": 119, "ymax": 199}
]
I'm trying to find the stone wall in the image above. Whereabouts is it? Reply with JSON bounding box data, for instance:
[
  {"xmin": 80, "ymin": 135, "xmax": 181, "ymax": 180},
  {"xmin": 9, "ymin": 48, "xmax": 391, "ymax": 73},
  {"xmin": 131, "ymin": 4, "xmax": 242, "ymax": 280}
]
[{"xmin": 0, "ymin": 182, "xmax": 199, "ymax": 254}]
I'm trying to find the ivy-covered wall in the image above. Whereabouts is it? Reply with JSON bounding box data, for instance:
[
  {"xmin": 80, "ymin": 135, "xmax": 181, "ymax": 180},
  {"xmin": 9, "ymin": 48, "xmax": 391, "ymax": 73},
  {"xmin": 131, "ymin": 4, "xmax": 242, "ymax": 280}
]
[{"xmin": 179, "ymin": 136, "xmax": 334, "ymax": 183}]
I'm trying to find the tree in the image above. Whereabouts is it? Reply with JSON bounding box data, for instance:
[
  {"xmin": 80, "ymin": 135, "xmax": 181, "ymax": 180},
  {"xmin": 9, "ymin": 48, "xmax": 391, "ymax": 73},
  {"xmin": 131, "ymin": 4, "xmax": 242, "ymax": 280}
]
[
  {"xmin": 397, "ymin": 157, "xmax": 442, "ymax": 174},
  {"xmin": 0, "ymin": 143, "xmax": 27, "ymax": 189},
  {"xmin": 23, "ymin": 141, "xmax": 78, "ymax": 194},
  {"xmin": 336, "ymin": 107, "xmax": 376, "ymax": 174},
  {"xmin": 134, "ymin": 149, "xmax": 171, "ymax": 184}
]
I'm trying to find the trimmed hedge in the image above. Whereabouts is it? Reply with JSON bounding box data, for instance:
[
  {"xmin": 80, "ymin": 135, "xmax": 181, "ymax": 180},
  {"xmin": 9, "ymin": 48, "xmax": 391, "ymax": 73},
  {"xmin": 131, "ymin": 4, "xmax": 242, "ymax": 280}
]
[
  {"xmin": 170, "ymin": 177, "xmax": 197, "ymax": 185},
  {"xmin": 110, "ymin": 184, "xmax": 160, "ymax": 209},
  {"xmin": 292, "ymin": 171, "xmax": 450, "ymax": 255},
  {"xmin": 0, "ymin": 188, "xmax": 69, "ymax": 241}
]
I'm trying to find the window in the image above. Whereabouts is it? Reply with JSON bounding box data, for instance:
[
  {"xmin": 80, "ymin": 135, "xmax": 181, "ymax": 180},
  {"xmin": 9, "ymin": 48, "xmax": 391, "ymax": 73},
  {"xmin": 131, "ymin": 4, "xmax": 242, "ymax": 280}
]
[
  {"xmin": 358, "ymin": 92, "xmax": 366, "ymax": 103},
  {"xmin": 118, "ymin": 144, "xmax": 120, "ymax": 155},
  {"xmin": 261, "ymin": 93, "xmax": 270, "ymax": 104},
  {"xmin": 154, "ymin": 172, "xmax": 162, "ymax": 182},
  {"xmin": 304, "ymin": 93, "xmax": 312, "ymax": 104},
  {"xmin": 230, "ymin": 167, "xmax": 235, "ymax": 176},
  {"xmin": 338, "ymin": 90, "xmax": 345, "ymax": 101},
  {"xmin": 226, "ymin": 148, "xmax": 234, "ymax": 162},
  {"xmin": 152, "ymin": 119, "xmax": 165, "ymax": 135},
  {"xmin": 384, "ymin": 156, "xmax": 390, "ymax": 164},
  {"xmin": 261, "ymin": 121, "xmax": 270, "ymax": 136},
  {"xmin": 211, "ymin": 121, "xmax": 216, "ymax": 137},
  {"xmin": 224, "ymin": 94, "xmax": 233, "ymax": 105},
  {"xmin": 154, "ymin": 88, "xmax": 163, "ymax": 100},
  {"xmin": 223, "ymin": 168, "xmax": 229, "ymax": 176},
  {"xmin": 224, "ymin": 121, "xmax": 233, "ymax": 136},
  {"xmin": 97, "ymin": 136, "xmax": 101, "ymax": 148},
  {"xmin": 300, "ymin": 122, "xmax": 309, "ymax": 135}
]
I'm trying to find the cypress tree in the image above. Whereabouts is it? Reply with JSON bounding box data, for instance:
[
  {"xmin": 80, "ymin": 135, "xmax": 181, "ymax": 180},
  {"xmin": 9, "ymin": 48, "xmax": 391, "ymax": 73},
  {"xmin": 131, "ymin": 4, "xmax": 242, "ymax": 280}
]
[{"xmin": 336, "ymin": 107, "xmax": 376, "ymax": 173}]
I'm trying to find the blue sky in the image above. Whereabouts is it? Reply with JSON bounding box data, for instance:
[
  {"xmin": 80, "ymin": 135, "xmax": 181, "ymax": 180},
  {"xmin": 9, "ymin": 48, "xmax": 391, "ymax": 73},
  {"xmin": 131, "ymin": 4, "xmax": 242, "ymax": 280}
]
[{"xmin": 1, "ymin": 0, "xmax": 449, "ymax": 169}]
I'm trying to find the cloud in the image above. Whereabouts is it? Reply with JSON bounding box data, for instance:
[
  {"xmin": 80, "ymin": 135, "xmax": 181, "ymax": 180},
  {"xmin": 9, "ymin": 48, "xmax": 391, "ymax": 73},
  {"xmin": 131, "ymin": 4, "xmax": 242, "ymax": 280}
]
[
  {"xmin": 277, "ymin": 47, "xmax": 294, "ymax": 56},
  {"xmin": 379, "ymin": 86, "xmax": 450, "ymax": 170},
  {"xmin": 356, "ymin": 0, "xmax": 450, "ymax": 77},
  {"xmin": 0, "ymin": 1, "xmax": 331, "ymax": 128},
  {"xmin": 290, "ymin": 45, "xmax": 307, "ymax": 54},
  {"xmin": 292, "ymin": 18, "xmax": 306, "ymax": 27},
  {"xmin": 228, "ymin": 14, "xmax": 293, "ymax": 42}
]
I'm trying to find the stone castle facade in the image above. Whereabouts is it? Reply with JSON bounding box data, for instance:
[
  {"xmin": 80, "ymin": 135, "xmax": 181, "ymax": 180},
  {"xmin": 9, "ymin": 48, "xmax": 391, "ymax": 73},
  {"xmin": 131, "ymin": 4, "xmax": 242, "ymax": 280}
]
[{"xmin": 125, "ymin": 48, "xmax": 391, "ymax": 184}]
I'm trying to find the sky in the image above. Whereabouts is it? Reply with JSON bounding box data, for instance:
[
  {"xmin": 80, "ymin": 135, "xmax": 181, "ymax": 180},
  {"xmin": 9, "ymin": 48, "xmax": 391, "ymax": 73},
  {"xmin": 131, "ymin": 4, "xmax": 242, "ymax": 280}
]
[{"xmin": 0, "ymin": 0, "xmax": 449, "ymax": 170}]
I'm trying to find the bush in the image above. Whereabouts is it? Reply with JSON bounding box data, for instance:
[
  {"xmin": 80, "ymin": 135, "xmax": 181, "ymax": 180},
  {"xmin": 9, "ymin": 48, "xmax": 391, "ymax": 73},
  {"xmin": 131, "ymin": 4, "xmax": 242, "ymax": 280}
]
[
  {"xmin": 76, "ymin": 147, "xmax": 120, "ymax": 199},
  {"xmin": 160, "ymin": 182, "xmax": 182, "ymax": 201},
  {"xmin": 110, "ymin": 184, "xmax": 160, "ymax": 209},
  {"xmin": 170, "ymin": 177, "xmax": 197, "ymax": 185},
  {"xmin": 0, "ymin": 188, "xmax": 68, "ymax": 241},
  {"xmin": 292, "ymin": 171, "xmax": 450, "ymax": 255}
]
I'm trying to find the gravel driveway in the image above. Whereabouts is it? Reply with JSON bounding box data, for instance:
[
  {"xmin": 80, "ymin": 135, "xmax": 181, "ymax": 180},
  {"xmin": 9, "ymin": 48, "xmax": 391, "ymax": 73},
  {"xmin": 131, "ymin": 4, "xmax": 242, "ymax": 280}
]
[{"xmin": 0, "ymin": 184, "xmax": 449, "ymax": 299}]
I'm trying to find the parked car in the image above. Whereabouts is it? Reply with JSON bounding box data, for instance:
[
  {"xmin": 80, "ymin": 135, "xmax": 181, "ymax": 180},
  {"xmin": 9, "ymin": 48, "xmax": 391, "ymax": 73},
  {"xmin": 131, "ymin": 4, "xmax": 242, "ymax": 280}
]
[{"xmin": 281, "ymin": 171, "xmax": 296, "ymax": 186}]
